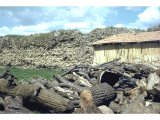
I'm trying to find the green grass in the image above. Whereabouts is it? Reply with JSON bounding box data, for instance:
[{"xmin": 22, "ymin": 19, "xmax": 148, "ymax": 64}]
[{"xmin": 0, "ymin": 67, "xmax": 63, "ymax": 81}]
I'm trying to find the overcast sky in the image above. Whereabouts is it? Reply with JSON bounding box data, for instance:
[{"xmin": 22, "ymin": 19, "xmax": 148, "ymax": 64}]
[{"xmin": 0, "ymin": 6, "xmax": 160, "ymax": 36}]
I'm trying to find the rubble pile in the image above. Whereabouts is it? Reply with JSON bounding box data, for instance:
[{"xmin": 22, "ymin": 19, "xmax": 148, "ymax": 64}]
[
  {"xmin": 0, "ymin": 59, "xmax": 160, "ymax": 114},
  {"xmin": 0, "ymin": 28, "xmax": 144, "ymax": 68}
]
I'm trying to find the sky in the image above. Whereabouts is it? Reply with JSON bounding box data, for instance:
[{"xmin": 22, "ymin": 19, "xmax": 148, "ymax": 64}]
[{"xmin": 0, "ymin": 6, "xmax": 160, "ymax": 36}]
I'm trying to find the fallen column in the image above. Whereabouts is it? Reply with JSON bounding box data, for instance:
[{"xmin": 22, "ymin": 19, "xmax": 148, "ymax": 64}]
[{"xmin": 0, "ymin": 78, "xmax": 72, "ymax": 113}]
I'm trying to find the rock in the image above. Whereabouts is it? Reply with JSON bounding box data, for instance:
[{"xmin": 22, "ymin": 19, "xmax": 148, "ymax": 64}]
[
  {"xmin": 146, "ymin": 72, "xmax": 160, "ymax": 90},
  {"xmin": 122, "ymin": 95, "xmax": 156, "ymax": 114},
  {"xmin": 0, "ymin": 97, "xmax": 4, "ymax": 111},
  {"xmin": 145, "ymin": 102, "xmax": 160, "ymax": 113},
  {"xmin": 0, "ymin": 111, "xmax": 5, "ymax": 114},
  {"xmin": 3, "ymin": 96, "xmax": 32, "ymax": 113},
  {"xmin": 149, "ymin": 84, "xmax": 160, "ymax": 102},
  {"xmin": 29, "ymin": 78, "xmax": 59, "ymax": 89},
  {"xmin": 146, "ymin": 73, "xmax": 160, "ymax": 101},
  {"xmin": 154, "ymin": 84, "xmax": 160, "ymax": 96},
  {"xmin": 109, "ymin": 101, "xmax": 121, "ymax": 113},
  {"xmin": 0, "ymin": 97, "xmax": 4, "ymax": 105},
  {"xmin": 75, "ymin": 89, "xmax": 102, "ymax": 114},
  {"xmin": 0, "ymin": 97, "xmax": 5, "ymax": 111},
  {"xmin": 114, "ymin": 92, "xmax": 124, "ymax": 103},
  {"xmin": 98, "ymin": 105, "xmax": 114, "ymax": 114},
  {"xmin": 18, "ymin": 80, "xmax": 28, "ymax": 85},
  {"xmin": 72, "ymin": 72, "xmax": 92, "ymax": 87},
  {"xmin": 136, "ymin": 78, "xmax": 147, "ymax": 92},
  {"xmin": 28, "ymin": 78, "xmax": 47, "ymax": 89},
  {"xmin": 155, "ymin": 69, "xmax": 160, "ymax": 76},
  {"xmin": 54, "ymin": 86, "xmax": 79, "ymax": 100},
  {"xmin": 44, "ymin": 80, "xmax": 59, "ymax": 89}
]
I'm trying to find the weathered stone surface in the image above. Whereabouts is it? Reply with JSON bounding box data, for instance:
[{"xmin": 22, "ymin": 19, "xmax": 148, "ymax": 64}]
[
  {"xmin": 122, "ymin": 95, "xmax": 157, "ymax": 114},
  {"xmin": 3, "ymin": 96, "xmax": 32, "ymax": 113},
  {"xmin": 0, "ymin": 97, "xmax": 5, "ymax": 112},
  {"xmin": 0, "ymin": 97, "xmax": 4, "ymax": 104},
  {"xmin": 147, "ymin": 72, "xmax": 160, "ymax": 90},
  {"xmin": 44, "ymin": 80, "xmax": 59, "ymax": 89},
  {"xmin": 109, "ymin": 102, "xmax": 121, "ymax": 113},
  {"xmin": 114, "ymin": 92, "xmax": 124, "ymax": 103},
  {"xmin": 146, "ymin": 72, "xmax": 160, "ymax": 101},
  {"xmin": 146, "ymin": 102, "xmax": 160, "ymax": 113},
  {"xmin": 98, "ymin": 105, "xmax": 114, "ymax": 114},
  {"xmin": 74, "ymin": 90, "xmax": 101, "ymax": 114}
]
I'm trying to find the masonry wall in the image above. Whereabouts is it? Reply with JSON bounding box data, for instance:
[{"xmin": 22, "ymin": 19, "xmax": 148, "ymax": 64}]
[{"xmin": 93, "ymin": 41, "xmax": 160, "ymax": 67}]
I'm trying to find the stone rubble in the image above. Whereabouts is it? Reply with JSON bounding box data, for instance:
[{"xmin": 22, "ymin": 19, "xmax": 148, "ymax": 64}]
[
  {"xmin": 0, "ymin": 28, "xmax": 144, "ymax": 68},
  {"xmin": 0, "ymin": 61, "xmax": 159, "ymax": 114}
]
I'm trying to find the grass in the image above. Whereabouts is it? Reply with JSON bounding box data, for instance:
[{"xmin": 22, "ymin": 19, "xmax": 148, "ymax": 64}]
[{"xmin": 0, "ymin": 67, "xmax": 63, "ymax": 81}]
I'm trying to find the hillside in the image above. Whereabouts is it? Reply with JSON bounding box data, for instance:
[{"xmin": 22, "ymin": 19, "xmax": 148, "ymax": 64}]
[{"xmin": 0, "ymin": 27, "xmax": 145, "ymax": 68}]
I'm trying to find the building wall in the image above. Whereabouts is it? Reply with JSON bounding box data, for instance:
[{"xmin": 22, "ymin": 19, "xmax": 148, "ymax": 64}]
[{"xmin": 93, "ymin": 42, "xmax": 160, "ymax": 67}]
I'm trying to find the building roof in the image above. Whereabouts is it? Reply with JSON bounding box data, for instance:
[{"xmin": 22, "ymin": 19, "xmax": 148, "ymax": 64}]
[{"xmin": 92, "ymin": 31, "xmax": 160, "ymax": 46}]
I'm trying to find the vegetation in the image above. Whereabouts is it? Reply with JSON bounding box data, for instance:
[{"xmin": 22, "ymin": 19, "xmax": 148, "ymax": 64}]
[
  {"xmin": 147, "ymin": 24, "xmax": 160, "ymax": 32},
  {"xmin": 0, "ymin": 67, "xmax": 63, "ymax": 81}
]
